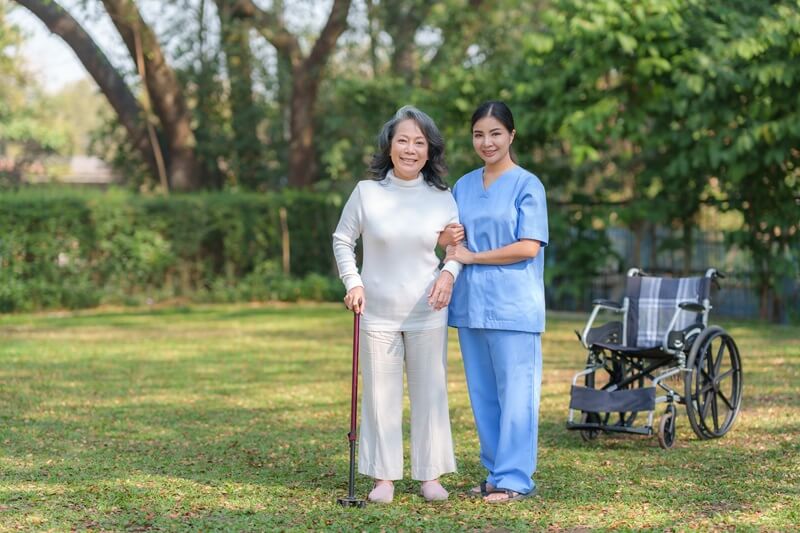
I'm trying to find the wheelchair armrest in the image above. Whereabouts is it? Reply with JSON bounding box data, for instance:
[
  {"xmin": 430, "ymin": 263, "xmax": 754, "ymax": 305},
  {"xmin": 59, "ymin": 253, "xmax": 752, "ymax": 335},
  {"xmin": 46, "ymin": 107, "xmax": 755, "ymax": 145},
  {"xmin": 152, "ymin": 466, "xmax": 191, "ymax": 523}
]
[
  {"xmin": 678, "ymin": 301, "xmax": 705, "ymax": 313},
  {"xmin": 662, "ymin": 301, "xmax": 709, "ymax": 351},
  {"xmin": 581, "ymin": 300, "xmax": 625, "ymax": 347},
  {"xmin": 592, "ymin": 299, "xmax": 623, "ymax": 311}
]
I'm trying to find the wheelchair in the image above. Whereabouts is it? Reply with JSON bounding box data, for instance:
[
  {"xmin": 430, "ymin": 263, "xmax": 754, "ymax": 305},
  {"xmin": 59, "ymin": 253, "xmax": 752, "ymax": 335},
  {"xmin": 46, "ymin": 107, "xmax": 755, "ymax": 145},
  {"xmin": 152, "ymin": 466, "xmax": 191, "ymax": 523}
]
[{"xmin": 566, "ymin": 268, "xmax": 743, "ymax": 449}]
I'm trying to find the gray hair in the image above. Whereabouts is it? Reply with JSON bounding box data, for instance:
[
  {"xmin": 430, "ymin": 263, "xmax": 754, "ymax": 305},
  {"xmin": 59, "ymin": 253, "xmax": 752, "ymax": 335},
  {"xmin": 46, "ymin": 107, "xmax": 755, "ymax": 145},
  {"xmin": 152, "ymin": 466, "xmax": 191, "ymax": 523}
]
[{"xmin": 368, "ymin": 105, "xmax": 448, "ymax": 190}]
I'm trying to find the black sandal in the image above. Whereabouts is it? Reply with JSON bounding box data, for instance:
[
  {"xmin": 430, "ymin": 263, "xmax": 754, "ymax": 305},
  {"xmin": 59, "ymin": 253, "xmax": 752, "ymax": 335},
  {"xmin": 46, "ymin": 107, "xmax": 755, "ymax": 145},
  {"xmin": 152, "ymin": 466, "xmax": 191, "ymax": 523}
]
[
  {"xmin": 484, "ymin": 487, "xmax": 536, "ymax": 504},
  {"xmin": 467, "ymin": 481, "xmax": 493, "ymax": 498}
]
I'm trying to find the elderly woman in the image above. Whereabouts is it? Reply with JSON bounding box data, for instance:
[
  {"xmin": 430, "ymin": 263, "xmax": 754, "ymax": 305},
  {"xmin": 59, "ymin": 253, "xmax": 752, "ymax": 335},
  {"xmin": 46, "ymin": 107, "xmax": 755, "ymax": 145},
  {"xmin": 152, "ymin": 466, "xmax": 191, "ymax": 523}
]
[{"xmin": 332, "ymin": 106, "xmax": 461, "ymax": 503}]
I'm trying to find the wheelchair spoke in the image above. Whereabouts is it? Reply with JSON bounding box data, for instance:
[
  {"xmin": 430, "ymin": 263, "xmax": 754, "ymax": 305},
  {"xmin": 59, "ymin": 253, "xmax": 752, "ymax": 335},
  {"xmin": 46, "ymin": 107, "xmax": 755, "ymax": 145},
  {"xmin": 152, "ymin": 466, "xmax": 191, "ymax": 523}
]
[
  {"xmin": 717, "ymin": 390, "xmax": 734, "ymax": 411},
  {"xmin": 711, "ymin": 390, "xmax": 720, "ymax": 432},
  {"xmin": 700, "ymin": 389, "xmax": 712, "ymax": 419},
  {"xmin": 716, "ymin": 368, "xmax": 734, "ymax": 384},
  {"xmin": 714, "ymin": 342, "xmax": 726, "ymax": 375}
]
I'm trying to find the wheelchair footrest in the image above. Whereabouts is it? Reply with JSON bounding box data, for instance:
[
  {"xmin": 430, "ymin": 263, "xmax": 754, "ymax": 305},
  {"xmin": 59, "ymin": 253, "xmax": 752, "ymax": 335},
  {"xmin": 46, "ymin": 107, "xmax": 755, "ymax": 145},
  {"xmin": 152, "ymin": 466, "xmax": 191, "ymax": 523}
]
[
  {"xmin": 569, "ymin": 385, "xmax": 656, "ymax": 413},
  {"xmin": 566, "ymin": 422, "xmax": 653, "ymax": 435}
]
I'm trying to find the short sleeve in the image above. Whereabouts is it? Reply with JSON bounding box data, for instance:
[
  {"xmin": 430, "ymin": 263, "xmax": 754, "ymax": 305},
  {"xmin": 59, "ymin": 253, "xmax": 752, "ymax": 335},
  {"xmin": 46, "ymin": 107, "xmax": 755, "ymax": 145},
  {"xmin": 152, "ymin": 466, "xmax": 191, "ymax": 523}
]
[{"xmin": 515, "ymin": 177, "xmax": 549, "ymax": 246}]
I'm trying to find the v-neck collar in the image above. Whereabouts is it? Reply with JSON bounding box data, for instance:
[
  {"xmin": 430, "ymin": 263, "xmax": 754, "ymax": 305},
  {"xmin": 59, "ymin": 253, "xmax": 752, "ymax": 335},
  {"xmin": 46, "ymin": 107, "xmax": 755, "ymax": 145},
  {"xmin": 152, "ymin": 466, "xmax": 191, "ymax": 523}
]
[{"xmin": 480, "ymin": 165, "xmax": 518, "ymax": 195}]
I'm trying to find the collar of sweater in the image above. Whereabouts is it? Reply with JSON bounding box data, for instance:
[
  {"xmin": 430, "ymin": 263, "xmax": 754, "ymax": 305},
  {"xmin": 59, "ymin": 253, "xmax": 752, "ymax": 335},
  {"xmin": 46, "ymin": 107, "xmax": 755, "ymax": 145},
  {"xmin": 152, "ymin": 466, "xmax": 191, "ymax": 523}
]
[{"xmin": 387, "ymin": 169, "xmax": 424, "ymax": 188}]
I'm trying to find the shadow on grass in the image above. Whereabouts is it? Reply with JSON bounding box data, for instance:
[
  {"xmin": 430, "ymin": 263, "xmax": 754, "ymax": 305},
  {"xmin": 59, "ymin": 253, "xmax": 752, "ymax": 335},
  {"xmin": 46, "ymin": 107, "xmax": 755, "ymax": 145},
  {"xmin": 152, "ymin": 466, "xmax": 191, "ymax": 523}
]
[
  {"xmin": 3, "ymin": 393, "xmax": 797, "ymax": 530},
  {"xmin": 1, "ymin": 305, "xmax": 797, "ymax": 530}
]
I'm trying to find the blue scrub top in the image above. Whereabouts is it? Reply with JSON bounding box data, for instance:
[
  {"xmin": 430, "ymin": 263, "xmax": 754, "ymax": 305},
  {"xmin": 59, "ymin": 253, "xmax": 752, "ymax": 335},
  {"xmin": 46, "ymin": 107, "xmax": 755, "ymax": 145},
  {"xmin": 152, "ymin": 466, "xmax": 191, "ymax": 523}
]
[{"xmin": 448, "ymin": 165, "xmax": 549, "ymax": 333}]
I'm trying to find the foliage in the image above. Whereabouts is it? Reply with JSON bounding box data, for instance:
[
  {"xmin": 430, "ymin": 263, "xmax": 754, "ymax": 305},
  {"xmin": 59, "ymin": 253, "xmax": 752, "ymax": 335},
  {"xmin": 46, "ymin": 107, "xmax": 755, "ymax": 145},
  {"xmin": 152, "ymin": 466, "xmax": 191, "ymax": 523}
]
[
  {"xmin": 494, "ymin": 0, "xmax": 800, "ymax": 319},
  {"xmin": 46, "ymin": 79, "xmax": 111, "ymax": 155},
  {"xmin": 0, "ymin": 303, "xmax": 797, "ymax": 529},
  {"xmin": 0, "ymin": 3, "xmax": 70, "ymax": 186},
  {"xmin": 7, "ymin": 0, "xmax": 799, "ymax": 319},
  {"xmin": 0, "ymin": 188, "xmax": 344, "ymax": 312}
]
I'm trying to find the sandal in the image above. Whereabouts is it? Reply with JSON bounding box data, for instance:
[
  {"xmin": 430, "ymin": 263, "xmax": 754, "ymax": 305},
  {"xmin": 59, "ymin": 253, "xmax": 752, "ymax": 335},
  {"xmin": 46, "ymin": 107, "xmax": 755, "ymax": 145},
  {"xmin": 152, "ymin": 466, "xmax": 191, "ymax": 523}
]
[
  {"xmin": 467, "ymin": 481, "xmax": 494, "ymax": 498},
  {"xmin": 483, "ymin": 487, "xmax": 536, "ymax": 504}
]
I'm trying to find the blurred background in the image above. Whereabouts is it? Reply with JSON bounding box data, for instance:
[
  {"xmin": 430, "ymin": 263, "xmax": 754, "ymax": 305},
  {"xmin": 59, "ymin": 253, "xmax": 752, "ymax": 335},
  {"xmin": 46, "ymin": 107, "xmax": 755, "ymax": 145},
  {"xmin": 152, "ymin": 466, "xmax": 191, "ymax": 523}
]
[{"xmin": 1, "ymin": 0, "xmax": 798, "ymax": 322}]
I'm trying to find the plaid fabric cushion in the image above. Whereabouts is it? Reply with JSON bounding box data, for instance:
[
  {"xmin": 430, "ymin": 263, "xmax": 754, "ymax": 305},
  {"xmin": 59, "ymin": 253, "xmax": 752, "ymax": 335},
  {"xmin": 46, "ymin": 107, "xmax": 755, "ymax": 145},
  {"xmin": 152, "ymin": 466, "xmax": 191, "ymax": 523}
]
[{"xmin": 626, "ymin": 276, "xmax": 709, "ymax": 348}]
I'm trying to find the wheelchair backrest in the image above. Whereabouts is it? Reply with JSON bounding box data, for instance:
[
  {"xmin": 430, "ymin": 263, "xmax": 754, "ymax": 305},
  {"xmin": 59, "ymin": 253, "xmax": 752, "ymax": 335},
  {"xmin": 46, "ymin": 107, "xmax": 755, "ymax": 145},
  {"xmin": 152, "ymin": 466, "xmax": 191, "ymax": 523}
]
[{"xmin": 625, "ymin": 275, "xmax": 710, "ymax": 348}]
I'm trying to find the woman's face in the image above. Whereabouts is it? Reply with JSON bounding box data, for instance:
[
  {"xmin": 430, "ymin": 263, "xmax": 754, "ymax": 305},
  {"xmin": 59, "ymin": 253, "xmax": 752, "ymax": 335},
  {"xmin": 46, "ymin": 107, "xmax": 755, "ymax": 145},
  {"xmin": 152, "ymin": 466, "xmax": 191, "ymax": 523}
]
[
  {"xmin": 472, "ymin": 115, "xmax": 515, "ymax": 166},
  {"xmin": 390, "ymin": 119, "xmax": 429, "ymax": 180}
]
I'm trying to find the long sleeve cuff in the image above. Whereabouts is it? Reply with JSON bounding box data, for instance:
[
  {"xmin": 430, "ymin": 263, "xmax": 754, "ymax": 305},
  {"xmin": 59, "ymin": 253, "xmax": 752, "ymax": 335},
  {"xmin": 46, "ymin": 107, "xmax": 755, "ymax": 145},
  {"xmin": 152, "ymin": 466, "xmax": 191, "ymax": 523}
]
[
  {"xmin": 441, "ymin": 260, "xmax": 462, "ymax": 281},
  {"xmin": 342, "ymin": 273, "xmax": 364, "ymax": 292}
]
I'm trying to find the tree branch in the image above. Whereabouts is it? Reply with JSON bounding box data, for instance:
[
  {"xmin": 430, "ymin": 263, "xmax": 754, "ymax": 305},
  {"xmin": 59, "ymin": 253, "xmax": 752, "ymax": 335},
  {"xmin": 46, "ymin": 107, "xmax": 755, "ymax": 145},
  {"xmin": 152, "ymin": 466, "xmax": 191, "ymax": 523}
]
[
  {"xmin": 101, "ymin": 0, "xmax": 199, "ymax": 190},
  {"xmin": 306, "ymin": 0, "xmax": 351, "ymax": 77},
  {"xmin": 12, "ymin": 0, "xmax": 158, "ymax": 178},
  {"xmin": 231, "ymin": 0, "xmax": 301, "ymax": 62}
]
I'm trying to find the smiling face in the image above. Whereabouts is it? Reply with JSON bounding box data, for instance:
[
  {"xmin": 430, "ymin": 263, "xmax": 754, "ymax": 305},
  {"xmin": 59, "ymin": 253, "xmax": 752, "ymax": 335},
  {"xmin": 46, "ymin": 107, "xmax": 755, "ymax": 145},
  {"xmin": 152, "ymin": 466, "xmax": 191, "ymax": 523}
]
[
  {"xmin": 472, "ymin": 115, "xmax": 515, "ymax": 167},
  {"xmin": 390, "ymin": 119, "xmax": 429, "ymax": 180}
]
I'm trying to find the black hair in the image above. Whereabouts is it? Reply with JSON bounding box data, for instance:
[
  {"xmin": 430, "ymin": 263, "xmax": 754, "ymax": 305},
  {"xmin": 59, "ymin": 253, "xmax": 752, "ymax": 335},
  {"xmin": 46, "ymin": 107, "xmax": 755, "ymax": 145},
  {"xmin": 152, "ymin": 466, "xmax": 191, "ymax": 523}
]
[
  {"xmin": 368, "ymin": 105, "xmax": 448, "ymax": 190},
  {"xmin": 471, "ymin": 100, "xmax": 517, "ymax": 164},
  {"xmin": 471, "ymin": 100, "xmax": 516, "ymax": 132}
]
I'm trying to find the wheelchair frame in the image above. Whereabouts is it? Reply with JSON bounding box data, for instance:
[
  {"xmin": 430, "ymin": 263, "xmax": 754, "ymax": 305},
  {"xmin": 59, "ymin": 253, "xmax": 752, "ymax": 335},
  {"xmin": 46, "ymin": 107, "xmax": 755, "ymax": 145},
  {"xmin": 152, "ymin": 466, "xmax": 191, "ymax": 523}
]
[{"xmin": 566, "ymin": 267, "xmax": 743, "ymax": 449}]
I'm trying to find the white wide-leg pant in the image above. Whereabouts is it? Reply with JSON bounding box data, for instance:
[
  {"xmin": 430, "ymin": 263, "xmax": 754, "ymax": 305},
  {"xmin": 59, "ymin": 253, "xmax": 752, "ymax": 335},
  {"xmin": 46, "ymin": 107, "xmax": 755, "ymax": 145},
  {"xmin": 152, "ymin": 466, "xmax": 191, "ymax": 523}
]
[{"xmin": 358, "ymin": 326, "xmax": 456, "ymax": 481}]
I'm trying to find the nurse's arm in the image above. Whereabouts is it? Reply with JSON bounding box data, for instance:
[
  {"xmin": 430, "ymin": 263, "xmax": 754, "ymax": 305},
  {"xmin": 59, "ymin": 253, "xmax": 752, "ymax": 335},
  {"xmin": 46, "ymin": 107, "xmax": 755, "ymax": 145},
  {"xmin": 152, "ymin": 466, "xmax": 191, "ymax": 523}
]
[{"xmin": 445, "ymin": 239, "xmax": 541, "ymax": 265}]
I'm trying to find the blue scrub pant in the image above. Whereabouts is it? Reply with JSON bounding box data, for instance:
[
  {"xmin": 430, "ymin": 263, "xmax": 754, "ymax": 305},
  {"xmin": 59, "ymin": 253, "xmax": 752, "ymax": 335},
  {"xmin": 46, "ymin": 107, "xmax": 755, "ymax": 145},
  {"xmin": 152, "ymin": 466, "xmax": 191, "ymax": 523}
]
[{"xmin": 458, "ymin": 328, "xmax": 542, "ymax": 494}]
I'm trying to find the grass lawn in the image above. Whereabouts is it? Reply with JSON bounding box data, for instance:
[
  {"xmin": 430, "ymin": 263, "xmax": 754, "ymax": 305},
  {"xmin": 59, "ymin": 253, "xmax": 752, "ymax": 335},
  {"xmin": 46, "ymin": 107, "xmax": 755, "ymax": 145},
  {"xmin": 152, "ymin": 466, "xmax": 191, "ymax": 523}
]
[{"xmin": 0, "ymin": 302, "xmax": 798, "ymax": 531}]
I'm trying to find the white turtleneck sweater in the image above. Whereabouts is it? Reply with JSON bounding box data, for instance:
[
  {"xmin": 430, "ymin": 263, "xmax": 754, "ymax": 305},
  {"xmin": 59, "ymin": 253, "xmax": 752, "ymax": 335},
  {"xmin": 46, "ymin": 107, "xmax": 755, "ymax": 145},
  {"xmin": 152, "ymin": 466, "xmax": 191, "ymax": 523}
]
[{"xmin": 332, "ymin": 171, "xmax": 461, "ymax": 331}]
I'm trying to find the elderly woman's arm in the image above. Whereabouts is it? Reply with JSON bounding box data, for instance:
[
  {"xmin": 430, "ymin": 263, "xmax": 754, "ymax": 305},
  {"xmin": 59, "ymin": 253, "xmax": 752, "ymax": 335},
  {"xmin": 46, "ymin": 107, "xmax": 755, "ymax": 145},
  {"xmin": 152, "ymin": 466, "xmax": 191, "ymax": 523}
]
[{"xmin": 332, "ymin": 184, "xmax": 366, "ymax": 314}]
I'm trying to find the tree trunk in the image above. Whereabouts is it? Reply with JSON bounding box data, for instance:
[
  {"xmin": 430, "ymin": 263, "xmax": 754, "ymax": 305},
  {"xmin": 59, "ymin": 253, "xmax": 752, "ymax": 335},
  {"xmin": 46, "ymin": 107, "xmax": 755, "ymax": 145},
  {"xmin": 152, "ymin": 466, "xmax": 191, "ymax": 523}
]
[
  {"xmin": 287, "ymin": 69, "xmax": 317, "ymax": 188},
  {"xmin": 234, "ymin": 0, "xmax": 352, "ymax": 187},
  {"xmin": 380, "ymin": 1, "xmax": 432, "ymax": 82},
  {"xmin": 102, "ymin": 0, "xmax": 201, "ymax": 191},
  {"xmin": 13, "ymin": 0, "xmax": 159, "ymax": 179},
  {"xmin": 217, "ymin": 1, "xmax": 262, "ymax": 189}
]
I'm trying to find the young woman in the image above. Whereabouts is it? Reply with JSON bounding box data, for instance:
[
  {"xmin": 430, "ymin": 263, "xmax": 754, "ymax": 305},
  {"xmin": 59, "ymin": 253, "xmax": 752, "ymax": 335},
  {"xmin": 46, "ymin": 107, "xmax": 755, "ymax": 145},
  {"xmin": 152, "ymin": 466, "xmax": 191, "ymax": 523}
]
[
  {"xmin": 332, "ymin": 106, "xmax": 461, "ymax": 503},
  {"xmin": 444, "ymin": 101, "xmax": 549, "ymax": 503}
]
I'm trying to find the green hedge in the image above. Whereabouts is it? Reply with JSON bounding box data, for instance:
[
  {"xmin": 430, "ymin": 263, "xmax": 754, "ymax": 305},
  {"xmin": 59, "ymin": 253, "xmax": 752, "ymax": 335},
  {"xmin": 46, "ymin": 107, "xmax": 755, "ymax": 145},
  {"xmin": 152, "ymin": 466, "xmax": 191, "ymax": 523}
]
[{"xmin": 0, "ymin": 189, "xmax": 346, "ymax": 312}]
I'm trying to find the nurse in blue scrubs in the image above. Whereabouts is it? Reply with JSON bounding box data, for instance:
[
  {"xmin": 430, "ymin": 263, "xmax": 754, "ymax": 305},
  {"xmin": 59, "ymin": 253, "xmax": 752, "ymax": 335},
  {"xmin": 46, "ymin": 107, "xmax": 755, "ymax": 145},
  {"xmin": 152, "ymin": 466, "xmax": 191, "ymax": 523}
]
[{"xmin": 444, "ymin": 101, "xmax": 548, "ymax": 503}]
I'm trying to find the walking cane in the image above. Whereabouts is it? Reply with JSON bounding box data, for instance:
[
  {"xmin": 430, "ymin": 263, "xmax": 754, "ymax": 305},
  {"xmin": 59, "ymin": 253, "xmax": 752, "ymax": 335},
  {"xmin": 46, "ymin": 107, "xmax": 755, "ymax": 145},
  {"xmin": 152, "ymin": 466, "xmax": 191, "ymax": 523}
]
[{"xmin": 337, "ymin": 310, "xmax": 366, "ymax": 507}]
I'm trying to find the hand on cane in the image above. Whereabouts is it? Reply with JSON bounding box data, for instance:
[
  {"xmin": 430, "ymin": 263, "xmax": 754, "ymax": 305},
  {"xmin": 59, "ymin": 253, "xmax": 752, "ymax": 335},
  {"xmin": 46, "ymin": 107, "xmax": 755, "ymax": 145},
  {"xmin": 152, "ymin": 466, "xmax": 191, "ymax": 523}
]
[{"xmin": 344, "ymin": 286, "xmax": 365, "ymax": 314}]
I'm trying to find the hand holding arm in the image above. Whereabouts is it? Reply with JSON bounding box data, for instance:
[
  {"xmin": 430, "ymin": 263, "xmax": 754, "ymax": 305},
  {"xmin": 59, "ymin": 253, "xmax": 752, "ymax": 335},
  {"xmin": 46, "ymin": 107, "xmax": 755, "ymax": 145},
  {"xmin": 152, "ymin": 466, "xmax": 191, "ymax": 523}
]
[
  {"xmin": 437, "ymin": 223, "xmax": 465, "ymax": 248},
  {"xmin": 445, "ymin": 239, "xmax": 541, "ymax": 266}
]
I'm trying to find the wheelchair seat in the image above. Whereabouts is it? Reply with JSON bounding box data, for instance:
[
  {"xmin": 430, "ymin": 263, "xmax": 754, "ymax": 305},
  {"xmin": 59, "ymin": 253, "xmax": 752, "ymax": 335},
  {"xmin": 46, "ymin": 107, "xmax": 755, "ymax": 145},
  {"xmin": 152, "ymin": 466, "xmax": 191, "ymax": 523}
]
[{"xmin": 589, "ymin": 341, "xmax": 671, "ymax": 359}]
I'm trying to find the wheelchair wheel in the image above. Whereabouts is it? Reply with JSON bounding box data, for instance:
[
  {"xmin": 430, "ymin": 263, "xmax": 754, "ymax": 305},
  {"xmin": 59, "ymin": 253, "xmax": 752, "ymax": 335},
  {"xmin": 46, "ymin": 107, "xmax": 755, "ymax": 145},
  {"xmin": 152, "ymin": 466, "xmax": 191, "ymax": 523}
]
[
  {"xmin": 684, "ymin": 326, "xmax": 743, "ymax": 439},
  {"xmin": 657, "ymin": 404, "xmax": 677, "ymax": 449},
  {"xmin": 579, "ymin": 412, "xmax": 601, "ymax": 442}
]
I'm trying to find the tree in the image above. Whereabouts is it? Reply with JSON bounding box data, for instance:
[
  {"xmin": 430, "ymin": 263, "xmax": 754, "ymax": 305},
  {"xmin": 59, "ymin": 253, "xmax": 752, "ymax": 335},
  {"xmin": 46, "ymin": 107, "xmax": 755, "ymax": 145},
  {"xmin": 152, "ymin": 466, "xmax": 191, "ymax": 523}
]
[
  {"xmin": 682, "ymin": 0, "xmax": 800, "ymax": 321},
  {"xmin": 215, "ymin": 0, "xmax": 263, "ymax": 189},
  {"xmin": 14, "ymin": 0, "xmax": 201, "ymax": 190},
  {"xmin": 0, "ymin": 3, "xmax": 68, "ymax": 186},
  {"xmin": 508, "ymin": 0, "xmax": 799, "ymax": 320},
  {"xmin": 100, "ymin": 0, "xmax": 200, "ymax": 191},
  {"xmin": 232, "ymin": 0, "xmax": 352, "ymax": 188},
  {"xmin": 12, "ymin": 0, "xmax": 161, "ymax": 182}
]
